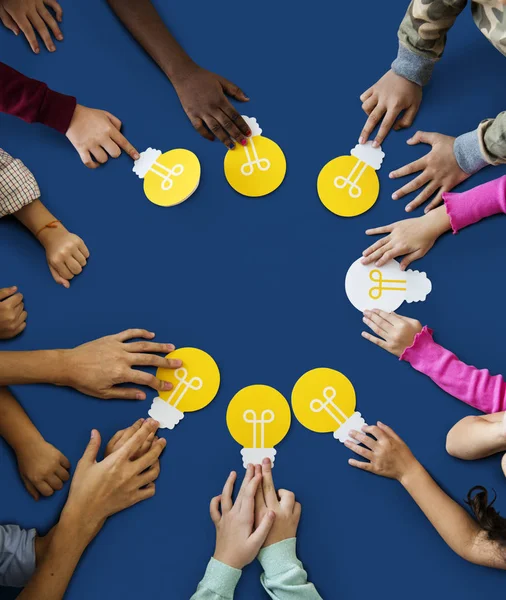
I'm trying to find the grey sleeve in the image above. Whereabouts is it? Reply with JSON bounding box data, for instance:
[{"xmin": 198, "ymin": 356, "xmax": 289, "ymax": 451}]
[{"xmin": 0, "ymin": 525, "xmax": 37, "ymax": 588}]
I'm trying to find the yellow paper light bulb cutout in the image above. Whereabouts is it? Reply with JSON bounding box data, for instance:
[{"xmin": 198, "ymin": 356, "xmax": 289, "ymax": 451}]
[
  {"xmin": 133, "ymin": 147, "xmax": 201, "ymax": 207},
  {"xmin": 317, "ymin": 141, "xmax": 384, "ymax": 217},
  {"xmin": 291, "ymin": 368, "xmax": 367, "ymax": 444},
  {"xmin": 148, "ymin": 348, "xmax": 220, "ymax": 429},
  {"xmin": 227, "ymin": 385, "xmax": 291, "ymax": 467},
  {"xmin": 224, "ymin": 116, "xmax": 286, "ymax": 197}
]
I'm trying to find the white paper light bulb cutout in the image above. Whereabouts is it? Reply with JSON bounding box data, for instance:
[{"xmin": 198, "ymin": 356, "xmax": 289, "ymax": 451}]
[
  {"xmin": 148, "ymin": 348, "xmax": 220, "ymax": 429},
  {"xmin": 345, "ymin": 257, "xmax": 432, "ymax": 312},
  {"xmin": 292, "ymin": 368, "xmax": 367, "ymax": 444},
  {"xmin": 133, "ymin": 147, "xmax": 201, "ymax": 207},
  {"xmin": 317, "ymin": 141, "xmax": 385, "ymax": 217}
]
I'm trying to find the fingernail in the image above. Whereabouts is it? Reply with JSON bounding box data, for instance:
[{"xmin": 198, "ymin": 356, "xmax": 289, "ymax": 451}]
[
  {"xmin": 136, "ymin": 392, "xmax": 144, "ymax": 400},
  {"xmin": 358, "ymin": 137, "xmax": 364, "ymax": 144},
  {"xmin": 241, "ymin": 139, "xmax": 247, "ymax": 146},
  {"xmin": 90, "ymin": 430, "xmax": 96, "ymax": 439},
  {"xmin": 246, "ymin": 130, "xmax": 252, "ymax": 137},
  {"xmin": 406, "ymin": 206, "xmax": 412, "ymax": 213},
  {"xmin": 372, "ymin": 141, "xmax": 379, "ymax": 148},
  {"xmin": 133, "ymin": 152, "xmax": 140, "ymax": 160},
  {"xmin": 391, "ymin": 193, "xmax": 398, "ymax": 200},
  {"xmin": 229, "ymin": 143, "xmax": 235, "ymax": 150},
  {"xmin": 49, "ymin": 45, "xmax": 55, "ymax": 52},
  {"xmin": 389, "ymin": 173, "xmax": 394, "ymax": 179},
  {"xmin": 165, "ymin": 344, "xmax": 175, "ymax": 351},
  {"xmin": 35, "ymin": 48, "xmax": 40, "ymax": 54},
  {"xmin": 262, "ymin": 458, "xmax": 270, "ymax": 465},
  {"xmin": 149, "ymin": 331, "xmax": 155, "ymax": 337},
  {"xmin": 171, "ymin": 359, "xmax": 183, "ymax": 368},
  {"xmin": 57, "ymin": 34, "xmax": 63, "ymax": 40},
  {"xmin": 162, "ymin": 381, "xmax": 173, "ymax": 390},
  {"xmin": 159, "ymin": 438, "xmax": 167, "ymax": 446}
]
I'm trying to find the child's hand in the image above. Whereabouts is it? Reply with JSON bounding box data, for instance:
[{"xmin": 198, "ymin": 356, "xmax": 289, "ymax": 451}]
[
  {"xmin": 211, "ymin": 466, "xmax": 275, "ymax": 569},
  {"xmin": 362, "ymin": 309, "xmax": 422, "ymax": 357},
  {"xmin": 359, "ymin": 70, "xmax": 422, "ymax": 147},
  {"xmin": 0, "ymin": 286, "xmax": 27, "ymax": 339},
  {"xmin": 254, "ymin": 459, "xmax": 300, "ymax": 548},
  {"xmin": 171, "ymin": 65, "xmax": 251, "ymax": 150},
  {"xmin": 37, "ymin": 223, "xmax": 90, "ymax": 288},
  {"xmin": 390, "ymin": 132, "xmax": 469, "ymax": 213},
  {"xmin": 65, "ymin": 105, "xmax": 140, "ymax": 169},
  {"xmin": 0, "ymin": 0, "xmax": 63, "ymax": 53},
  {"xmin": 346, "ymin": 421, "xmax": 419, "ymax": 484},
  {"xmin": 15, "ymin": 436, "xmax": 70, "ymax": 500},
  {"xmin": 361, "ymin": 206, "xmax": 451, "ymax": 270},
  {"xmin": 105, "ymin": 418, "xmax": 157, "ymax": 460}
]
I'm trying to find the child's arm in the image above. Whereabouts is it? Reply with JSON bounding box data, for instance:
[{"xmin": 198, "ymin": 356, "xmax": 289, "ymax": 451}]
[
  {"xmin": 446, "ymin": 413, "xmax": 506, "ymax": 460},
  {"xmin": 106, "ymin": 0, "xmax": 251, "ymax": 150},
  {"xmin": 0, "ymin": 387, "xmax": 70, "ymax": 500},
  {"xmin": 347, "ymin": 422, "xmax": 506, "ymax": 569},
  {"xmin": 362, "ymin": 310, "xmax": 506, "ymax": 414},
  {"xmin": 14, "ymin": 199, "xmax": 89, "ymax": 288}
]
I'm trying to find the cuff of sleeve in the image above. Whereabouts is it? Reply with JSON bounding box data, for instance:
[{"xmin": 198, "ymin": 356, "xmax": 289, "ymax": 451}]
[
  {"xmin": 38, "ymin": 88, "xmax": 77, "ymax": 134},
  {"xmin": 442, "ymin": 192, "xmax": 459, "ymax": 234},
  {"xmin": 391, "ymin": 42, "xmax": 434, "ymax": 87},
  {"xmin": 399, "ymin": 326, "xmax": 434, "ymax": 363},
  {"xmin": 258, "ymin": 538, "xmax": 299, "ymax": 578},
  {"xmin": 198, "ymin": 558, "xmax": 241, "ymax": 598},
  {"xmin": 454, "ymin": 130, "xmax": 489, "ymax": 175}
]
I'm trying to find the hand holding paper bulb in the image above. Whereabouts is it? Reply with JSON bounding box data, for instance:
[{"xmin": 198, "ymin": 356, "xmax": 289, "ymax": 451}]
[
  {"xmin": 148, "ymin": 348, "xmax": 220, "ymax": 429},
  {"xmin": 292, "ymin": 368, "xmax": 366, "ymax": 444},
  {"xmin": 227, "ymin": 385, "xmax": 291, "ymax": 467}
]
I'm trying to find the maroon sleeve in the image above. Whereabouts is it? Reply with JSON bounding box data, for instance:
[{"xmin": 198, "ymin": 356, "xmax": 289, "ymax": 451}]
[{"xmin": 0, "ymin": 62, "xmax": 77, "ymax": 134}]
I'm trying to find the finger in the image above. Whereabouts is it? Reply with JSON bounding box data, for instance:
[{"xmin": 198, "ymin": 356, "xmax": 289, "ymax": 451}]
[
  {"xmin": 29, "ymin": 11, "xmax": 55, "ymax": 51},
  {"xmin": 4, "ymin": 291, "xmax": 23, "ymax": 308},
  {"xmin": 249, "ymin": 510, "xmax": 276, "ymax": 547},
  {"xmin": 237, "ymin": 464, "xmax": 255, "ymax": 504},
  {"xmin": 406, "ymin": 182, "xmax": 439, "ymax": 213},
  {"xmin": 36, "ymin": 480, "xmax": 54, "ymax": 497},
  {"xmin": 118, "ymin": 419, "xmax": 159, "ymax": 461},
  {"xmin": 361, "ymin": 331, "xmax": 387, "ymax": 350},
  {"xmin": 45, "ymin": 474, "xmax": 64, "ymax": 491},
  {"xmin": 348, "ymin": 458, "xmax": 373, "ymax": 472},
  {"xmin": 105, "ymin": 387, "xmax": 147, "ymax": 400},
  {"xmin": 131, "ymin": 430, "xmax": 155, "ymax": 459},
  {"xmin": 261, "ymin": 458, "xmax": 278, "ymax": 508},
  {"xmin": 133, "ymin": 482, "xmax": 156, "ymax": 505},
  {"xmin": 13, "ymin": 310, "xmax": 28, "ymax": 328},
  {"xmin": 0, "ymin": 286, "xmax": 17, "ymax": 301},
  {"xmin": 53, "ymin": 260, "xmax": 74, "ymax": 281},
  {"xmin": 210, "ymin": 495, "xmax": 222, "ymax": 524},
  {"xmin": 44, "ymin": 0, "xmax": 63, "ymax": 22},
  {"xmin": 49, "ymin": 265, "xmax": 70, "ymax": 288},
  {"xmin": 59, "ymin": 454, "xmax": 71, "ymax": 469},
  {"xmin": 377, "ymin": 421, "xmax": 403, "ymax": 442},
  {"xmin": 134, "ymin": 438, "xmax": 166, "ymax": 473},
  {"xmin": 10, "ymin": 321, "xmax": 27, "ymax": 337},
  {"xmin": 111, "ymin": 128, "xmax": 140, "ymax": 161},
  {"xmin": 221, "ymin": 471, "xmax": 236, "ymax": 512},
  {"xmin": 362, "ymin": 235, "xmax": 390, "ymax": 257},
  {"xmin": 361, "ymin": 241, "xmax": 392, "ymax": 265},
  {"xmin": 38, "ymin": 5, "xmax": 62, "ymax": 41},
  {"xmin": 374, "ymin": 108, "xmax": 400, "ymax": 146},
  {"xmin": 370, "ymin": 308, "xmax": 403, "ymax": 325},
  {"xmin": 0, "ymin": 8, "xmax": 20, "ymax": 34},
  {"xmin": 294, "ymin": 501, "xmax": 302, "ymax": 521},
  {"xmin": 190, "ymin": 117, "xmax": 214, "ymax": 142},
  {"xmin": 359, "ymin": 105, "xmax": 386, "ymax": 144},
  {"xmin": 220, "ymin": 77, "xmax": 249, "ymax": 102},
  {"xmin": 128, "ymin": 353, "xmax": 182, "ymax": 370},
  {"xmin": 102, "ymin": 138, "xmax": 122, "ymax": 160},
  {"xmin": 128, "ymin": 370, "xmax": 173, "ymax": 393},
  {"xmin": 115, "ymin": 329, "xmax": 156, "ymax": 343},
  {"xmin": 359, "ymin": 88, "xmax": 373, "ymax": 103},
  {"xmin": 348, "ymin": 429, "xmax": 377, "ymax": 450},
  {"xmin": 362, "ymin": 315, "xmax": 389, "ymax": 338},
  {"xmin": 126, "ymin": 342, "xmax": 175, "ymax": 355},
  {"xmin": 115, "ymin": 419, "xmax": 145, "ymax": 449},
  {"xmin": 375, "ymin": 246, "xmax": 405, "ymax": 268},
  {"xmin": 255, "ymin": 469, "xmax": 266, "ymax": 513},
  {"xmin": 82, "ymin": 429, "xmax": 101, "ymax": 463},
  {"xmin": 91, "ymin": 146, "xmax": 108, "ymax": 165},
  {"xmin": 344, "ymin": 439, "xmax": 373, "ymax": 460},
  {"xmin": 362, "ymin": 424, "xmax": 386, "ymax": 441},
  {"xmin": 78, "ymin": 240, "xmax": 90, "ymax": 259},
  {"xmin": 394, "ymin": 104, "xmax": 418, "ymax": 130},
  {"xmin": 103, "ymin": 111, "xmax": 121, "ymax": 129},
  {"xmin": 56, "ymin": 465, "xmax": 70, "ymax": 482},
  {"xmin": 361, "ymin": 96, "xmax": 377, "ymax": 115},
  {"xmin": 399, "ymin": 249, "xmax": 424, "ymax": 271},
  {"xmin": 79, "ymin": 150, "xmax": 99, "ymax": 169},
  {"xmin": 392, "ymin": 172, "xmax": 430, "ymax": 201},
  {"xmin": 74, "ymin": 248, "xmax": 88, "ymax": 268},
  {"xmin": 278, "ymin": 489, "xmax": 296, "ymax": 511},
  {"xmin": 407, "ymin": 131, "xmax": 436, "ymax": 146},
  {"xmin": 363, "ymin": 309, "xmax": 393, "ymax": 332},
  {"xmin": 17, "ymin": 17, "xmax": 39, "ymax": 53},
  {"xmin": 364, "ymin": 225, "xmax": 393, "ymax": 237},
  {"xmin": 241, "ymin": 472, "xmax": 262, "ymax": 513},
  {"xmin": 65, "ymin": 256, "xmax": 82, "ymax": 276},
  {"xmin": 22, "ymin": 477, "xmax": 40, "ymax": 501},
  {"xmin": 204, "ymin": 115, "xmax": 233, "ymax": 149},
  {"xmin": 218, "ymin": 107, "xmax": 247, "ymax": 145},
  {"xmin": 389, "ymin": 158, "xmax": 426, "ymax": 180},
  {"xmin": 424, "ymin": 190, "xmax": 444, "ymax": 214},
  {"xmin": 138, "ymin": 460, "xmax": 161, "ymax": 487}
]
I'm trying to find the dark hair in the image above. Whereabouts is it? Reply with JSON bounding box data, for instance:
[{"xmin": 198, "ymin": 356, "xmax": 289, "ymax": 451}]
[{"xmin": 466, "ymin": 486, "xmax": 506, "ymax": 546}]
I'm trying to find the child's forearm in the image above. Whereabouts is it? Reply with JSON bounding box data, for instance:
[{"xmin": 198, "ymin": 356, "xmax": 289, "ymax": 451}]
[
  {"xmin": 0, "ymin": 387, "xmax": 44, "ymax": 454},
  {"xmin": 106, "ymin": 0, "xmax": 196, "ymax": 82},
  {"xmin": 13, "ymin": 200, "xmax": 56, "ymax": 238},
  {"xmin": 446, "ymin": 414, "xmax": 506, "ymax": 460},
  {"xmin": 400, "ymin": 462, "xmax": 505, "ymax": 568}
]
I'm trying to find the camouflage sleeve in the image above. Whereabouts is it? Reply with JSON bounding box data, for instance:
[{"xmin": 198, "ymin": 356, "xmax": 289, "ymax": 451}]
[
  {"xmin": 454, "ymin": 114, "xmax": 506, "ymax": 174},
  {"xmin": 392, "ymin": 0, "xmax": 468, "ymax": 86}
]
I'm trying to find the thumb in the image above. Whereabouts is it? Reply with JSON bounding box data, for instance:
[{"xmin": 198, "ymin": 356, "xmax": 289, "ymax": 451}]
[
  {"xmin": 82, "ymin": 429, "xmax": 101, "ymax": 463},
  {"xmin": 49, "ymin": 265, "xmax": 70, "ymax": 289},
  {"xmin": 220, "ymin": 77, "xmax": 249, "ymax": 101},
  {"xmin": 407, "ymin": 131, "xmax": 435, "ymax": 146},
  {"xmin": 399, "ymin": 250, "xmax": 422, "ymax": 271},
  {"xmin": 250, "ymin": 510, "xmax": 275, "ymax": 548}
]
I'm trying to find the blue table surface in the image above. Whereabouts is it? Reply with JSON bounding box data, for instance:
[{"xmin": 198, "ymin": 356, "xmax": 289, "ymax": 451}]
[{"xmin": 1, "ymin": 1, "xmax": 506, "ymax": 598}]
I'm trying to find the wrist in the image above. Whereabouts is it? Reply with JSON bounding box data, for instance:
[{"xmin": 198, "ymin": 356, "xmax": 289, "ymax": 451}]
[
  {"xmin": 168, "ymin": 59, "xmax": 200, "ymax": 86},
  {"xmin": 424, "ymin": 206, "xmax": 451, "ymax": 238},
  {"xmin": 399, "ymin": 459, "xmax": 425, "ymax": 489},
  {"xmin": 37, "ymin": 222, "xmax": 66, "ymax": 247},
  {"xmin": 11, "ymin": 426, "xmax": 45, "ymax": 455},
  {"xmin": 212, "ymin": 550, "xmax": 244, "ymax": 571},
  {"xmin": 59, "ymin": 506, "xmax": 104, "ymax": 546}
]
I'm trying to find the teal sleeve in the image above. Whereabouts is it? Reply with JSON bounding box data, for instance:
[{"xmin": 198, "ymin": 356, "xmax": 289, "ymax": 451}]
[
  {"xmin": 258, "ymin": 539, "xmax": 323, "ymax": 600},
  {"xmin": 190, "ymin": 558, "xmax": 242, "ymax": 600}
]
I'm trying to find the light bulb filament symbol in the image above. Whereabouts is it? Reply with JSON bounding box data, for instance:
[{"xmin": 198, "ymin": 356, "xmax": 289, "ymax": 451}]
[
  {"xmin": 309, "ymin": 386, "xmax": 349, "ymax": 426},
  {"xmin": 243, "ymin": 409, "xmax": 275, "ymax": 448},
  {"xmin": 368, "ymin": 269, "xmax": 407, "ymax": 300},
  {"xmin": 149, "ymin": 161, "xmax": 184, "ymax": 190},
  {"xmin": 333, "ymin": 159, "xmax": 368, "ymax": 199},
  {"xmin": 240, "ymin": 139, "xmax": 271, "ymax": 176},
  {"xmin": 167, "ymin": 368, "xmax": 203, "ymax": 408}
]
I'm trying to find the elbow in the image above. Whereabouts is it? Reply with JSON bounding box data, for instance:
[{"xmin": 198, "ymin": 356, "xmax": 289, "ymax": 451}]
[
  {"xmin": 445, "ymin": 429, "xmax": 460, "ymax": 457},
  {"xmin": 445, "ymin": 416, "xmax": 481, "ymax": 458}
]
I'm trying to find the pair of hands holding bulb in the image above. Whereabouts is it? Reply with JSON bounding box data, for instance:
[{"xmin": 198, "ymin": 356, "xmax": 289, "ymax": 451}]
[{"xmin": 211, "ymin": 459, "xmax": 301, "ymax": 570}]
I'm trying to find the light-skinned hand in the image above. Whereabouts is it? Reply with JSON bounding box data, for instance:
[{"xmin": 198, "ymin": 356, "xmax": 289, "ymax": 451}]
[
  {"xmin": 105, "ymin": 418, "xmax": 158, "ymax": 460},
  {"xmin": 359, "ymin": 70, "xmax": 422, "ymax": 147},
  {"xmin": 254, "ymin": 459, "xmax": 300, "ymax": 548},
  {"xmin": 390, "ymin": 131, "xmax": 469, "ymax": 213},
  {"xmin": 65, "ymin": 105, "xmax": 140, "ymax": 168},
  {"xmin": 346, "ymin": 421, "xmax": 419, "ymax": 485},
  {"xmin": 361, "ymin": 205, "xmax": 451, "ymax": 270},
  {"xmin": 0, "ymin": 286, "xmax": 27, "ymax": 339},
  {"xmin": 0, "ymin": 0, "xmax": 63, "ymax": 53},
  {"xmin": 61, "ymin": 329, "xmax": 182, "ymax": 400},
  {"xmin": 172, "ymin": 65, "xmax": 251, "ymax": 150},
  {"xmin": 37, "ymin": 224, "xmax": 90, "ymax": 288},
  {"xmin": 362, "ymin": 309, "xmax": 423, "ymax": 357},
  {"xmin": 211, "ymin": 465, "xmax": 276, "ymax": 569}
]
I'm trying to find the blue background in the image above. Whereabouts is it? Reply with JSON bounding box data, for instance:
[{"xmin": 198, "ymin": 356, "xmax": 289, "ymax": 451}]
[{"xmin": 1, "ymin": 0, "xmax": 505, "ymax": 597}]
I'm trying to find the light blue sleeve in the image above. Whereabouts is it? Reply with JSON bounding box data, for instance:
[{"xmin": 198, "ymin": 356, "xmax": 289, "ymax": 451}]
[
  {"xmin": 190, "ymin": 557, "xmax": 242, "ymax": 599},
  {"xmin": 258, "ymin": 539, "xmax": 323, "ymax": 600},
  {"xmin": 0, "ymin": 524, "xmax": 37, "ymax": 588}
]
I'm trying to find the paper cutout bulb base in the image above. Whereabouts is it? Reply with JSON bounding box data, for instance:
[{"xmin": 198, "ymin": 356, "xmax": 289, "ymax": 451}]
[
  {"xmin": 333, "ymin": 411, "xmax": 366, "ymax": 444},
  {"xmin": 241, "ymin": 448, "xmax": 277, "ymax": 468},
  {"xmin": 148, "ymin": 398, "xmax": 184, "ymax": 430}
]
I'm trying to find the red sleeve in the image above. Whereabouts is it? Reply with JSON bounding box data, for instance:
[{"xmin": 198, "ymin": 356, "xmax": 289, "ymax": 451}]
[{"xmin": 0, "ymin": 62, "xmax": 76, "ymax": 134}]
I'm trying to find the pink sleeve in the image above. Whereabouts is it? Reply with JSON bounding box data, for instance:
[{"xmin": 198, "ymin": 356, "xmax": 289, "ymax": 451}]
[
  {"xmin": 443, "ymin": 175, "xmax": 506, "ymax": 233},
  {"xmin": 400, "ymin": 326, "xmax": 506, "ymax": 414}
]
